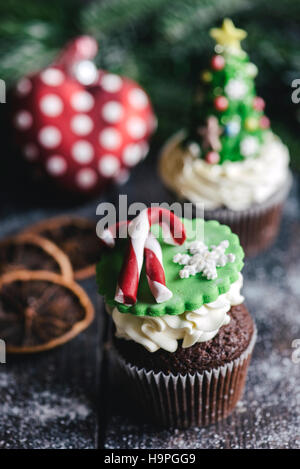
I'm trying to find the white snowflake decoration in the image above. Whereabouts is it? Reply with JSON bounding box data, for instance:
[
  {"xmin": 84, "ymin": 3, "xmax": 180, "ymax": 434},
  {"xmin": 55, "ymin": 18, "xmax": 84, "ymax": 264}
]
[
  {"xmin": 240, "ymin": 136, "xmax": 259, "ymax": 157},
  {"xmin": 173, "ymin": 240, "xmax": 235, "ymax": 280},
  {"xmin": 225, "ymin": 79, "xmax": 247, "ymax": 100}
]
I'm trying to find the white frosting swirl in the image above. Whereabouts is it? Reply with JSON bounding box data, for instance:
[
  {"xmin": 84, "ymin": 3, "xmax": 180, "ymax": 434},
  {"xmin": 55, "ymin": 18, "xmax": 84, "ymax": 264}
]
[
  {"xmin": 111, "ymin": 274, "xmax": 244, "ymax": 353},
  {"xmin": 159, "ymin": 131, "xmax": 290, "ymax": 211}
]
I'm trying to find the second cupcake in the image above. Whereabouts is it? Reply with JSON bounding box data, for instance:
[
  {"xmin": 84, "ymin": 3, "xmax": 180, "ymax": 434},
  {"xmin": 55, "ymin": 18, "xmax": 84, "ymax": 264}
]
[{"xmin": 159, "ymin": 19, "xmax": 291, "ymax": 256}]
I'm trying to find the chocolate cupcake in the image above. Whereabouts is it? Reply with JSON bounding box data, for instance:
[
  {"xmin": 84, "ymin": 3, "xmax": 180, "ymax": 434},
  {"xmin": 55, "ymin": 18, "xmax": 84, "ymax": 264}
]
[
  {"xmin": 159, "ymin": 19, "xmax": 291, "ymax": 256},
  {"xmin": 97, "ymin": 208, "xmax": 256, "ymax": 428}
]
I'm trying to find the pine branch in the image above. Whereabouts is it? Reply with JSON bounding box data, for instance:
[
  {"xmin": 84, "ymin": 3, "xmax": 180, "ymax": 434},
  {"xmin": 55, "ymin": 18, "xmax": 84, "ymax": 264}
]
[
  {"xmin": 160, "ymin": 0, "xmax": 251, "ymax": 46},
  {"xmin": 82, "ymin": 0, "xmax": 172, "ymax": 37},
  {"xmin": 0, "ymin": 0, "xmax": 82, "ymax": 85}
]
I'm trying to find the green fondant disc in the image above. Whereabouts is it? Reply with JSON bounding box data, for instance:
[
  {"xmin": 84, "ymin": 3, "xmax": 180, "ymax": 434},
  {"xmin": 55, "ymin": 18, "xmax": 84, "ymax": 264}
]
[{"xmin": 96, "ymin": 218, "xmax": 244, "ymax": 316}]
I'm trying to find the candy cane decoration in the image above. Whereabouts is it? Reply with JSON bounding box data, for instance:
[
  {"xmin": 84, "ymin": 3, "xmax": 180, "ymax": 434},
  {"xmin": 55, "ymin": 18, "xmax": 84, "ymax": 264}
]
[
  {"xmin": 99, "ymin": 220, "xmax": 129, "ymax": 248},
  {"xmin": 144, "ymin": 232, "xmax": 172, "ymax": 303},
  {"xmin": 99, "ymin": 216, "xmax": 182, "ymax": 249},
  {"xmin": 115, "ymin": 207, "xmax": 186, "ymax": 305}
]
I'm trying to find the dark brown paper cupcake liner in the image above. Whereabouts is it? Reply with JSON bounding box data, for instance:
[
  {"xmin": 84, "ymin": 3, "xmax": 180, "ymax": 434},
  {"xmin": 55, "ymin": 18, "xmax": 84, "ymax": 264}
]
[
  {"xmin": 114, "ymin": 326, "xmax": 257, "ymax": 429},
  {"xmin": 204, "ymin": 174, "xmax": 292, "ymax": 257}
]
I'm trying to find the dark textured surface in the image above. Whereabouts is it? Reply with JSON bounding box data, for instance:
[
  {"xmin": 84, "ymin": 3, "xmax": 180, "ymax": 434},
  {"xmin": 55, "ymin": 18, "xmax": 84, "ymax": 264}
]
[
  {"xmin": 0, "ymin": 154, "xmax": 300, "ymax": 448},
  {"xmin": 114, "ymin": 303, "xmax": 254, "ymax": 374},
  {"xmin": 0, "ymin": 277, "xmax": 101, "ymax": 449}
]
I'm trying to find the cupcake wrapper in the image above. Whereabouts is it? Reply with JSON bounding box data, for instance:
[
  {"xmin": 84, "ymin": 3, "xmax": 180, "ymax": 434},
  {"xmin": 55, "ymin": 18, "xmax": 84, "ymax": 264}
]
[
  {"xmin": 114, "ymin": 327, "xmax": 257, "ymax": 428},
  {"xmin": 204, "ymin": 174, "xmax": 292, "ymax": 257}
]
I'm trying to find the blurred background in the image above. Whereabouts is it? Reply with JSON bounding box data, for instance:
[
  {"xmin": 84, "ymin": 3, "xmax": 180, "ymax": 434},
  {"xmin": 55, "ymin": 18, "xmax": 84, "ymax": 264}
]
[{"xmin": 0, "ymin": 0, "xmax": 300, "ymax": 217}]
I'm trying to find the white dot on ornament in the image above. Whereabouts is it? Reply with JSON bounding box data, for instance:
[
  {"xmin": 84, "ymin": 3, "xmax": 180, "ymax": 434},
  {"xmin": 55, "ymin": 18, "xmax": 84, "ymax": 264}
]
[
  {"xmin": 128, "ymin": 88, "xmax": 148, "ymax": 109},
  {"xmin": 126, "ymin": 117, "xmax": 147, "ymax": 139},
  {"xmin": 38, "ymin": 126, "xmax": 61, "ymax": 148},
  {"xmin": 24, "ymin": 143, "xmax": 38, "ymax": 161},
  {"xmin": 40, "ymin": 68, "xmax": 64, "ymax": 86},
  {"xmin": 76, "ymin": 168, "xmax": 97, "ymax": 189},
  {"xmin": 16, "ymin": 78, "xmax": 32, "ymax": 96},
  {"xmin": 122, "ymin": 143, "xmax": 143, "ymax": 166},
  {"xmin": 114, "ymin": 168, "xmax": 130, "ymax": 185},
  {"xmin": 72, "ymin": 60, "xmax": 98, "ymax": 86},
  {"xmin": 99, "ymin": 155, "xmax": 120, "ymax": 177},
  {"xmin": 99, "ymin": 128, "xmax": 122, "ymax": 150},
  {"xmin": 71, "ymin": 114, "xmax": 94, "ymax": 135},
  {"xmin": 71, "ymin": 91, "xmax": 94, "ymax": 112},
  {"xmin": 72, "ymin": 140, "xmax": 94, "ymax": 164},
  {"xmin": 40, "ymin": 94, "xmax": 63, "ymax": 117},
  {"xmin": 14, "ymin": 110, "xmax": 33, "ymax": 130},
  {"xmin": 101, "ymin": 74, "xmax": 123, "ymax": 93},
  {"xmin": 101, "ymin": 101, "xmax": 124, "ymax": 123},
  {"xmin": 140, "ymin": 141, "xmax": 149, "ymax": 160},
  {"xmin": 46, "ymin": 155, "xmax": 67, "ymax": 176}
]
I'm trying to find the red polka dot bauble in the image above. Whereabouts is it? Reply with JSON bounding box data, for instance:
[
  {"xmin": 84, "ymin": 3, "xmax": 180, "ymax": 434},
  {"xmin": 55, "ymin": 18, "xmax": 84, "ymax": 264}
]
[
  {"xmin": 211, "ymin": 55, "xmax": 225, "ymax": 71},
  {"xmin": 12, "ymin": 36, "xmax": 156, "ymax": 197},
  {"xmin": 253, "ymin": 96, "xmax": 265, "ymax": 111},
  {"xmin": 214, "ymin": 96, "xmax": 228, "ymax": 112},
  {"xmin": 205, "ymin": 151, "xmax": 220, "ymax": 164}
]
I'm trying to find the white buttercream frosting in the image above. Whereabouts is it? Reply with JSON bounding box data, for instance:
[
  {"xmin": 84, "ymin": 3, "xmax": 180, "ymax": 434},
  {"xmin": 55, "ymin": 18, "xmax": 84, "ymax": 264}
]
[
  {"xmin": 110, "ymin": 273, "xmax": 244, "ymax": 353},
  {"xmin": 159, "ymin": 131, "xmax": 290, "ymax": 211}
]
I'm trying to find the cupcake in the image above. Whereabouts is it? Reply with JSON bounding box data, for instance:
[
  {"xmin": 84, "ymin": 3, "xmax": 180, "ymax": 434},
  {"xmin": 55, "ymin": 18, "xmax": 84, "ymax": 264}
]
[
  {"xmin": 97, "ymin": 207, "xmax": 256, "ymax": 428},
  {"xmin": 159, "ymin": 19, "xmax": 292, "ymax": 256}
]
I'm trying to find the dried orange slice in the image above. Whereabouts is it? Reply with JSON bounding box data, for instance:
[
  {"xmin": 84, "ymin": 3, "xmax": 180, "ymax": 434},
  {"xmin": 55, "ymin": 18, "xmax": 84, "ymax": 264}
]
[
  {"xmin": 23, "ymin": 216, "xmax": 99, "ymax": 280},
  {"xmin": 0, "ymin": 270, "xmax": 94, "ymax": 353},
  {"xmin": 0, "ymin": 233, "xmax": 73, "ymax": 280}
]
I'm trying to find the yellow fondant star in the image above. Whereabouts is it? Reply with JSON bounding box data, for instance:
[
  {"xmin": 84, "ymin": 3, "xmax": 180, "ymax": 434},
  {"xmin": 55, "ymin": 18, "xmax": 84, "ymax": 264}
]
[{"xmin": 210, "ymin": 18, "xmax": 247, "ymax": 51}]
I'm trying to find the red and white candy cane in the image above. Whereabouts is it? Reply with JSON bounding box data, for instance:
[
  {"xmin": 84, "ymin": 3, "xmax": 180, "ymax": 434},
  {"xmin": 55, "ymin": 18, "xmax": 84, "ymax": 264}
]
[
  {"xmin": 144, "ymin": 232, "xmax": 172, "ymax": 303},
  {"xmin": 99, "ymin": 220, "xmax": 129, "ymax": 248},
  {"xmin": 115, "ymin": 207, "xmax": 186, "ymax": 305}
]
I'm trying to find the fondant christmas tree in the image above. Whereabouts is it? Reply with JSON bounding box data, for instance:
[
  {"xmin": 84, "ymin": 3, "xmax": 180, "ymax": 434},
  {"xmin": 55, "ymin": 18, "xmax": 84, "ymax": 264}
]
[{"xmin": 187, "ymin": 18, "xmax": 270, "ymax": 165}]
